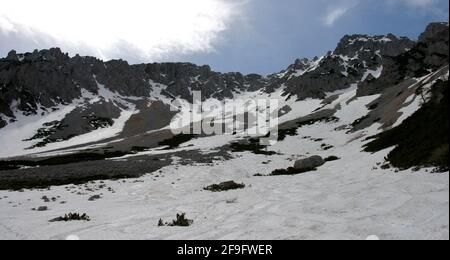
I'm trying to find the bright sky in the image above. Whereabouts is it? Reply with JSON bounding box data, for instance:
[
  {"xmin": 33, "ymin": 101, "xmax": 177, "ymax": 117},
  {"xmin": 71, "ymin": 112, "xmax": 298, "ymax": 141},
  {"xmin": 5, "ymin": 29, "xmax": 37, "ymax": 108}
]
[{"xmin": 0, "ymin": 0, "xmax": 448, "ymax": 74}]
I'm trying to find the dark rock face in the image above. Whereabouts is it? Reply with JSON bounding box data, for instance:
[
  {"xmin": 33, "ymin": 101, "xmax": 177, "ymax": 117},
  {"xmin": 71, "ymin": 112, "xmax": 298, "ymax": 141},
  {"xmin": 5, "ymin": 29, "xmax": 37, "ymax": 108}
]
[
  {"xmin": 0, "ymin": 50, "xmax": 267, "ymax": 122},
  {"xmin": 365, "ymin": 79, "xmax": 449, "ymax": 171},
  {"xmin": 358, "ymin": 22, "xmax": 449, "ymax": 96},
  {"xmin": 280, "ymin": 34, "xmax": 414, "ymax": 99},
  {"xmin": 145, "ymin": 62, "xmax": 268, "ymax": 101},
  {"xmin": 418, "ymin": 22, "xmax": 449, "ymax": 68},
  {"xmin": 336, "ymin": 34, "xmax": 413, "ymax": 57}
]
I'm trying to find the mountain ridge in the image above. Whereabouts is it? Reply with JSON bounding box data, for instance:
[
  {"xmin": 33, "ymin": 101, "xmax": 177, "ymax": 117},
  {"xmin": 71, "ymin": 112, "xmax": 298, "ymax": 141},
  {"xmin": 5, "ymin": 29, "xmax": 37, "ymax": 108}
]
[{"xmin": 0, "ymin": 22, "xmax": 448, "ymax": 160}]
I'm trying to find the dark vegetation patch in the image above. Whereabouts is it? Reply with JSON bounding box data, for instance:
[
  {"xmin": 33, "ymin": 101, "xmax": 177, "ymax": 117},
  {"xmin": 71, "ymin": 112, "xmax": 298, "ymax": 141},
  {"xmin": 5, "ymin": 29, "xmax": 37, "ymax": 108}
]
[
  {"xmin": 49, "ymin": 213, "xmax": 91, "ymax": 222},
  {"xmin": 277, "ymin": 116, "xmax": 339, "ymax": 141},
  {"xmin": 23, "ymin": 120, "xmax": 71, "ymax": 148},
  {"xmin": 368, "ymin": 103, "xmax": 379, "ymax": 110},
  {"xmin": 82, "ymin": 115, "xmax": 114, "ymax": 129},
  {"xmin": 277, "ymin": 127, "xmax": 298, "ymax": 141},
  {"xmin": 131, "ymin": 146, "xmax": 150, "ymax": 152},
  {"xmin": 0, "ymin": 174, "xmax": 134, "ymax": 191},
  {"xmin": 204, "ymin": 181, "xmax": 245, "ymax": 192},
  {"xmin": 159, "ymin": 134, "xmax": 197, "ymax": 149},
  {"xmin": 23, "ymin": 121, "xmax": 65, "ymax": 141},
  {"xmin": 297, "ymin": 116, "xmax": 339, "ymax": 127},
  {"xmin": 324, "ymin": 156, "xmax": 340, "ymax": 162},
  {"xmin": 364, "ymin": 80, "xmax": 449, "ymax": 171},
  {"xmin": 380, "ymin": 164, "xmax": 391, "ymax": 170},
  {"xmin": 266, "ymin": 167, "xmax": 317, "ymax": 176},
  {"xmin": 158, "ymin": 213, "xmax": 193, "ymax": 227},
  {"xmin": 351, "ymin": 115, "xmax": 370, "ymax": 127},
  {"xmin": 321, "ymin": 144, "xmax": 334, "ymax": 150},
  {"xmin": 230, "ymin": 138, "xmax": 277, "ymax": 156},
  {"xmin": 0, "ymin": 151, "xmax": 128, "ymax": 172}
]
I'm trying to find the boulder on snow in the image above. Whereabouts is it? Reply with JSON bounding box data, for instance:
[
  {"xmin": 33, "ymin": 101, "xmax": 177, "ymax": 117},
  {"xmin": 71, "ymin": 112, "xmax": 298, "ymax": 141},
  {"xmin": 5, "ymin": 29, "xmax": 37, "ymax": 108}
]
[{"xmin": 294, "ymin": 156, "xmax": 325, "ymax": 171}]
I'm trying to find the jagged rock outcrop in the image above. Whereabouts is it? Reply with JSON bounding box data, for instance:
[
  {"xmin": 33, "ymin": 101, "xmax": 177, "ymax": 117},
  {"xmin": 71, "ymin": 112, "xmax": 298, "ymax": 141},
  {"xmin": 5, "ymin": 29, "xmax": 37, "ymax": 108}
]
[
  {"xmin": 279, "ymin": 34, "xmax": 414, "ymax": 99},
  {"xmin": 358, "ymin": 22, "xmax": 449, "ymax": 96},
  {"xmin": 144, "ymin": 62, "xmax": 268, "ymax": 101}
]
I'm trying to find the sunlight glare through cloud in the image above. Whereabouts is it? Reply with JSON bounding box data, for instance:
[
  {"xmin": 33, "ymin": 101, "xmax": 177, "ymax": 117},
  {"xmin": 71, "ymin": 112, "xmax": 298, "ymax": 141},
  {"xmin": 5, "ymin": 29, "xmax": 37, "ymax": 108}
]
[{"xmin": 0, "ymin": 0, "xmax": 246, "ymax": 60}]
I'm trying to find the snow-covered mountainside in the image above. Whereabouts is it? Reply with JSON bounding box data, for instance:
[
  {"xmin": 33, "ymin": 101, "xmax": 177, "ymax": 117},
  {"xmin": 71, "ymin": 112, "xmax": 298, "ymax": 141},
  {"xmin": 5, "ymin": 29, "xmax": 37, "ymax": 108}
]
[{"xmin": 0, "ymin": 22, "xmax": 448, "ymax": 240}]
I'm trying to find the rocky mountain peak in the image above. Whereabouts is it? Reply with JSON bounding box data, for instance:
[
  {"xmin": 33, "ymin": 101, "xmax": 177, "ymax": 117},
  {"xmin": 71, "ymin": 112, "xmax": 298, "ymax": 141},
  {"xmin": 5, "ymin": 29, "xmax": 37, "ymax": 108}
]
[
  {"xmin": 419, "ymin": 22, "xmax": 449, "ymax": 43},
  {"xmin": 335, "ymin": 33, "xmax": 414, "ymax": 58}
]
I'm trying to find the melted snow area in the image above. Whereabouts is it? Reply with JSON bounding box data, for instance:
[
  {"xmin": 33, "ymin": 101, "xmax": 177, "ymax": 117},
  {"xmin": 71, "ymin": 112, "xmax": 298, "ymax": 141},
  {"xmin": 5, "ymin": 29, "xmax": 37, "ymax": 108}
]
[{"xmin": 0, "ymin": 86, "xmax": 448, "ymax": 240}]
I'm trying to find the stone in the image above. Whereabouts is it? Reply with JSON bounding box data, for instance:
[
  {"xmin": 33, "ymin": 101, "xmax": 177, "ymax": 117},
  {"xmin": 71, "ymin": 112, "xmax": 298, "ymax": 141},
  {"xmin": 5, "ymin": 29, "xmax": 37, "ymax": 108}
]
[{"xmin": 294, "ymin": 156, "xmax": 325, "ymax": 171}]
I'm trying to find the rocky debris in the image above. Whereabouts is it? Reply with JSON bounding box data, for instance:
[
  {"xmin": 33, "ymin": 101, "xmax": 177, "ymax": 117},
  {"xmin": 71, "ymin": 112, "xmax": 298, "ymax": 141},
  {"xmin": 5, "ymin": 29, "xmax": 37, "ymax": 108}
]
[
  {"xmin": 158, "ymin": 213, "xmax": 193, "ymax": 227},
  {"xmin": 204, "ymin": 181, "xmax": 245, "ymax": 192},
  {"xmin": 294, "ymin": 156, "xmax": 325, "ymax": 171},
  {"xmin": 120, "ymin": 101, "xmax": 177, "ymax": 138},
  {"xmin": 49, "ymin": 213, "xmax": 91, "ymax": 222}
]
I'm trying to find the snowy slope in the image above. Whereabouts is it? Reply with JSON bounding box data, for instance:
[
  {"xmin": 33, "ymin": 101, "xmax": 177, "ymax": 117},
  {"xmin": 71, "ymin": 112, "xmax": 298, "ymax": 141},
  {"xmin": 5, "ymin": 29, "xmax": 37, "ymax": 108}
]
[
  {"xmin": 0, "ymin": 79, "xmax": 147, "ymax": 159},
  {"xmin": 0, "ymin": 86, "xmax": 448, "ymax": 240}
]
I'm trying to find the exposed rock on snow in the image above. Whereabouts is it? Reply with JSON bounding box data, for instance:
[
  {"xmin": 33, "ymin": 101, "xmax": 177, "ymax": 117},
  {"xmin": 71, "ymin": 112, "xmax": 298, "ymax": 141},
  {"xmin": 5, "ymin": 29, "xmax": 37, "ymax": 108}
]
[
  {"xmin": 204, "ymin": 181, "xmax": 245, "ymax": 192},
  {"xmin": 294, "ymin": 156, "xmax": 325, "ymax": 171},
  {"xmin": 36, "ymin": 206, "xmax": 48, "ymax": 212}
]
